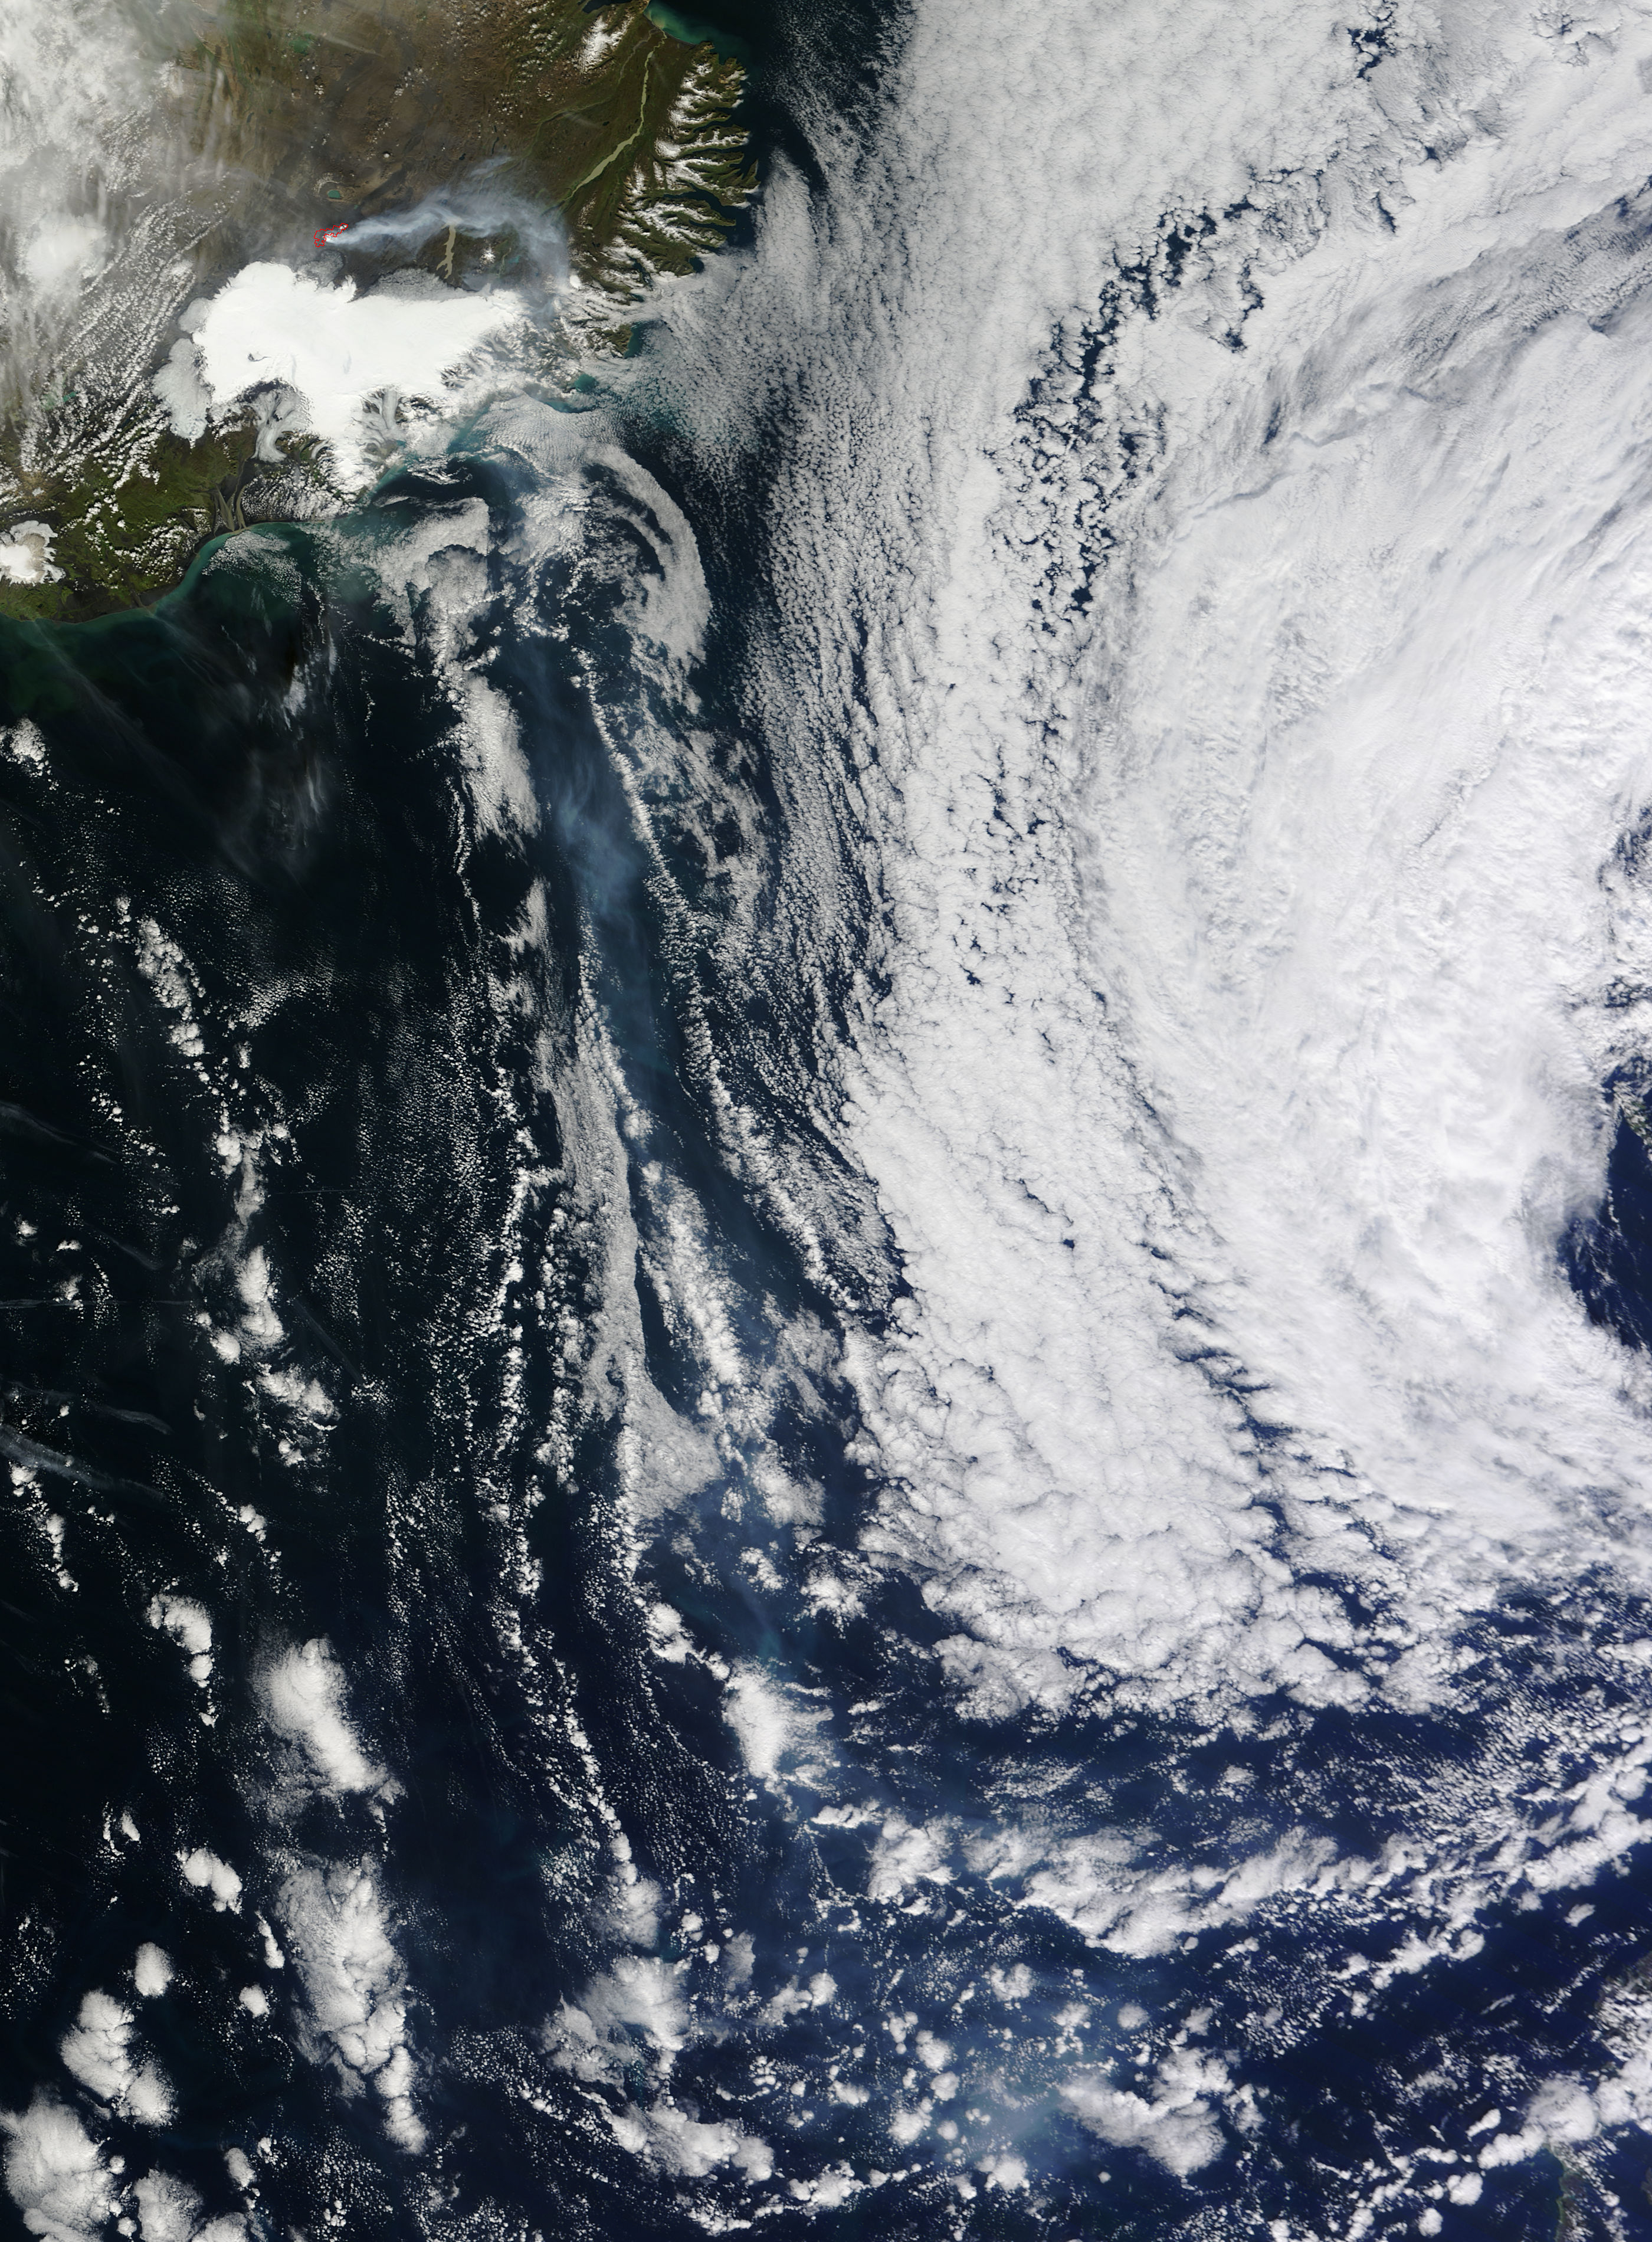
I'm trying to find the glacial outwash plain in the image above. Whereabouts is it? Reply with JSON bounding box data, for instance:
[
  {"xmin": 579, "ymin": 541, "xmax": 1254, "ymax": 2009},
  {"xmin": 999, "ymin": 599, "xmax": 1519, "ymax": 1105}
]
[{"xmin": 0, "ymin": 0, "xmax": 753, "ymax": 622}]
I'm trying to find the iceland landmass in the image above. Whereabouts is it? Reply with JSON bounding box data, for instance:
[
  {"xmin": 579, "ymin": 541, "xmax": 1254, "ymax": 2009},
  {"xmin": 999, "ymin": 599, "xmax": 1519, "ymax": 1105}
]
[{"xmin": 0, "ymin": 0, "xmax": 753, "ymax": 622}]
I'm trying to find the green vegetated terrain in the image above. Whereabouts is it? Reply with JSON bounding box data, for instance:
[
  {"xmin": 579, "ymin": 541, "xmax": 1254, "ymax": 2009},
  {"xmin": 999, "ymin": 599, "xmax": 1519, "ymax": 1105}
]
[
  {"xmin": 183, "ymin": 0, "xmax": 753, "ymax": 301},
  {"xmin": 0, "ymin": 412, "xmax": 326, "ymax": 627},
  {"xmin": 0, "ymin": 0, "xmax": 753, "ymax": 623}
]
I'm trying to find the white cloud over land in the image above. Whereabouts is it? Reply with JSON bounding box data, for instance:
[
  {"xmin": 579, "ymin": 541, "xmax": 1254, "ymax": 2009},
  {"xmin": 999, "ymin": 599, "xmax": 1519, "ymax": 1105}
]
[{"xmin": 162, "ymin": 264, "xmax": 525, "ymax": 484}]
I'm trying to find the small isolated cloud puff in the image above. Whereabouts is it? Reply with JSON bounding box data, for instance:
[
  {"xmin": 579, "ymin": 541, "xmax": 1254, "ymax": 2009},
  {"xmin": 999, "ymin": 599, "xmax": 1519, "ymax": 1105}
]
[
  {"xmin": 605, "ymin": 2099, "xmax": 773, "ymax": 2184},
  {"xmin": 133, "ymin": 2168, "xmax": 248, "ymax": 2242},
  {"xmin": 722, "ymin": 1665, "xmax": 789, "ymax": 1780},
  {"xmin": 722, "ymin": 1664, "xmax": 830, "ymax": 1785},
  {"xmin": 58, "ymin": 1992, "xmax": 172, "ymax": 2125},
  {"xmin": 21, "ymin": 217, "xmax": 106, "ymax": 294},
  {"xmin": 153, "ymin": 337, "xmax": 211, "ymax": 443},
  {"xmin": 148, "ymin": 1594, "xmax": 212, "ymax": 1687},
  {"xmin": 259, "ymin": 1638, "xmax": 386, "ymax": 1799},
  {"xmin": 278, "ymin": 1860, "xmax": 423, "ymax": 2152},
  {"xmin": 132, "ymin": 1945, "xmax": 172, "ymax": 2000},
  {"xmin": 1479, "ymin": 2073, "xmax": 1614, "ymax": 2171},
  {"xmin": 2, "ymin": 2093, "xmax": 112, "ymax": 2241},
  {"xmin": 179, "ymin": 1849, "xmax": 242, "ymax": 1911},
  {"xmin": 1060, "ymin": 2050, "xmax": 1231, "ymax": 2177},
  {"xmin": 547, "ymin": 1956, "xmax": 688, "ymax": 2084}
]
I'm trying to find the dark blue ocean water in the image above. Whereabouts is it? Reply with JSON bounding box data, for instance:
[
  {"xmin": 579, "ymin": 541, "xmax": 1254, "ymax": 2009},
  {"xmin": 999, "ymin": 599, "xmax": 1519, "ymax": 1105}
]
[{"xmin": 2, "ymin": 5, "xmax": 1652, "ymax": 2238}]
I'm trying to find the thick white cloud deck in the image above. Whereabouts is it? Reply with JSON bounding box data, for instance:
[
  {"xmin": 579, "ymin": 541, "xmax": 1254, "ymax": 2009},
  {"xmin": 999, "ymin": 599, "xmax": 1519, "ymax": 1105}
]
[{"xmin": 646, "ymin": 0, "xmax": 1652, "ymax": 1715}]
